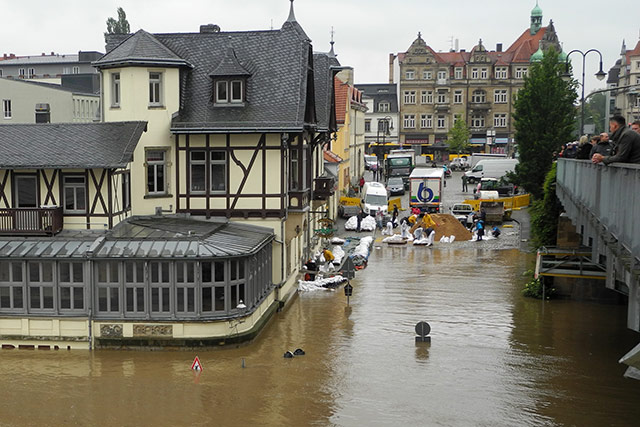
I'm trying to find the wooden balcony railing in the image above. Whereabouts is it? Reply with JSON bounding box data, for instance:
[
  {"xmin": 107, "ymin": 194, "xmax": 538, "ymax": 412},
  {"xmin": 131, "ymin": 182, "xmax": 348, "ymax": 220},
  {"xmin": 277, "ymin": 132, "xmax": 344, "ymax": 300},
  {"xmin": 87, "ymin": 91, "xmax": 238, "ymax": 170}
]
[
  {"xmin": 313, "ymin": 176, "xmax": 336, "ymax": 200},
  {"xmin": 0, "ymin": 207, "xmax": 63, "ymax": 236}
]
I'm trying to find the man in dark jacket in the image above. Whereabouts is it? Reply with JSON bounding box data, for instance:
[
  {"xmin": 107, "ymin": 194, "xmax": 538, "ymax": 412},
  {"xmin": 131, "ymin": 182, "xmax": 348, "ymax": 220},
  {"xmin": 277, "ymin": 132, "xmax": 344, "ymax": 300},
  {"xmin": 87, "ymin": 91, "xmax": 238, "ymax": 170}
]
[
  {"xmin": 590, "ymin": 132, "xmax": 612, "ymax": 158},
  {"xmin": 592, "ymin": 116, "xmax": 640, "ymax": 164}
]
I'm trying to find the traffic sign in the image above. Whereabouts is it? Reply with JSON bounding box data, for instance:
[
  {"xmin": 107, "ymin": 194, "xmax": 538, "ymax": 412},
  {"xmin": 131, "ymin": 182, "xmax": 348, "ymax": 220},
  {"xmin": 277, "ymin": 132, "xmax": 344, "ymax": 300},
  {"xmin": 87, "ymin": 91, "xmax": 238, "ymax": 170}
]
[{"xmin": 191, "ymin": 356, "xmax": 203, "ymax": 371}]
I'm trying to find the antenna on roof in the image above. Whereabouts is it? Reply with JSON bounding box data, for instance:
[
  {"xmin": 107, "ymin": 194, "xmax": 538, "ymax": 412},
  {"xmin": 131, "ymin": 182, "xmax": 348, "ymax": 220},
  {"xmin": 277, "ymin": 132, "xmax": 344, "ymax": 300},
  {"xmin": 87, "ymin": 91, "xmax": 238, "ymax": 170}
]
[
  {"xmin": 270, "ymin": 19, "xmax": 273, "ymax": 30},
  {"xmin": 448, "ymin": 36, "xmax": 455, "ymax": 52},
  {"xmin": 329, "ymin": 26, "xmax": 336, "ymax": 57}
]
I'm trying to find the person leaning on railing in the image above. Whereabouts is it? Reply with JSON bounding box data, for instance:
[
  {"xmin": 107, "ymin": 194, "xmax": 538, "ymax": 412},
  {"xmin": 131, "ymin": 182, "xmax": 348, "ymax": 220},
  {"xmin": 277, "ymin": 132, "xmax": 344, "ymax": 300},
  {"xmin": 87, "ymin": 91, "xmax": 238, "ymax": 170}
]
[{"xmin": 592, "ymin": 115, "xmax": 640, "ymax": 165}]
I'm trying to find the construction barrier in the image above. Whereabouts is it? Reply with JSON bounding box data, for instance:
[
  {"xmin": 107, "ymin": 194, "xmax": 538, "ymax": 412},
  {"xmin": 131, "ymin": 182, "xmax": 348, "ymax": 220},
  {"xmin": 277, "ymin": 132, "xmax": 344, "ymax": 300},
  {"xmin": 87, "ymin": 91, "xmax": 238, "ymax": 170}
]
[
  {"xmin": 388, "ymin": 197, "xmax": 402, "ymax": 211},
  {"xmin": 340, "ymin": 196, "xmax": 360, "ymax": 206},
  {"xmin": 463, "ymin": 194, "xmax": 530, "ymax": 211}
]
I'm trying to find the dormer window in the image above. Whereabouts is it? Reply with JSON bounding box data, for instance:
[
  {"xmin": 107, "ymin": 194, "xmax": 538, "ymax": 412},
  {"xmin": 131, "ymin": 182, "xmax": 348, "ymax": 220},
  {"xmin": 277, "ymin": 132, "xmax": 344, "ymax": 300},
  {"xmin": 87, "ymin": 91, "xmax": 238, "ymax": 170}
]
[{"xmin": 215, "ymin": 79, "xmax": 244, "ymax": 104}]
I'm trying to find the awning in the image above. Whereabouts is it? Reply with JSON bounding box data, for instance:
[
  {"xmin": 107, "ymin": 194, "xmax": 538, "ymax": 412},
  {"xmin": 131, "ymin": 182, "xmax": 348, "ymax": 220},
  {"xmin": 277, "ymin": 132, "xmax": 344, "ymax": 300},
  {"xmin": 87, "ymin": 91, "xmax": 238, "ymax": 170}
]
[
  {"xmin": 494, "ymin": 138, "xmax": 509, "ymax": 144},
  {"xmin": 470, "ymin": 138, "xmax": 486, "ymax": 145},
  {"xmin": 405, "ymin": 139, "xmax": 430, "ymax": 145}
]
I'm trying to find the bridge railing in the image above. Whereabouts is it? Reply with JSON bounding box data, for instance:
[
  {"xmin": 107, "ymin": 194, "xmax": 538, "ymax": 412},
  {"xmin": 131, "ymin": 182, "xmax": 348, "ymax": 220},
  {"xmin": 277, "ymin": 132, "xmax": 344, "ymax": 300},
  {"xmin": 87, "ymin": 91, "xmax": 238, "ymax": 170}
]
[{"xmin": 556, "ymin": 159, "xmax": 640, "ymax": 263}]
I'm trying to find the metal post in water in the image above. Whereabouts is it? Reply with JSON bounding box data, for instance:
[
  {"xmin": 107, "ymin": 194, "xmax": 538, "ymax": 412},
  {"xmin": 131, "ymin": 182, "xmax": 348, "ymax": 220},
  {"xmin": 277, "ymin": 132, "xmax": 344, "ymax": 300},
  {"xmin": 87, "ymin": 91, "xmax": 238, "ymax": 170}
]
[{"xmin": 242, "ymin": 358, "xmax": 245, "ymax": 368}]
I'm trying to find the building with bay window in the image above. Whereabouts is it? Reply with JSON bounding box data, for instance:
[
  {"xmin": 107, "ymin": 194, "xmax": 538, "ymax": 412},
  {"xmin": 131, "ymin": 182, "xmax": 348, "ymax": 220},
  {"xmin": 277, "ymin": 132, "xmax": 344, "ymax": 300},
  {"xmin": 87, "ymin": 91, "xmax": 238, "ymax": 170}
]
[
  {"xmin": 0, "ymin": 2, "xmax": 338, "ymax": 349},
  {"xmin": 394, "ymin": 3, "xmax": 565, "ymax": 159}
]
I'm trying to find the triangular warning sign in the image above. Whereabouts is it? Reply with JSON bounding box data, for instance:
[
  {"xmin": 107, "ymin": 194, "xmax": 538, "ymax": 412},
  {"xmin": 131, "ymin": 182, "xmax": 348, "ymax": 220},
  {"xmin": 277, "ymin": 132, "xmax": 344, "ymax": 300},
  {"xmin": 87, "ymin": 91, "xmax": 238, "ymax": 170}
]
[{"xmin": 191, "ymin": 356, "xmax": 203, "ymax": 371}]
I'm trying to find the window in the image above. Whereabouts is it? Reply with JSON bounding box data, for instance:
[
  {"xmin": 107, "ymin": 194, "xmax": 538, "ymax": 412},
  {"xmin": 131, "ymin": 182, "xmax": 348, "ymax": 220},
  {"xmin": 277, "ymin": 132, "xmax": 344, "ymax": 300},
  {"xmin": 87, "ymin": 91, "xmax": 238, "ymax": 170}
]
[
  {"xmin": 454, "ymin": 90, "xmax": 463, "ymax": 104},
  {"xmin": 378, "ymin": 102, "xmax": 390, "ymax": 112},
  {"xmin": 403, "ymin": 90, "xmax": 416, "ymax": 104},
  {"xmin": 146, "ymin": 150, "xmax": 167, "ymax": 195},
  {"xmin": 437, "ymin": 70, "xmax": 447, "ymax": 81},
  {"xmin": 515, "ymin": 67, "xmax": 528, "ymax": 79},
  {"xmin": 216, "ymin": 81, "xmax": 228, "ymax": 103},
  {"xmin": 0, "ymin": 261, "xmax": 24, "ymax": 311},
  {"xmin": 365, "ymin": 120, "xmax": 371, "ymax": 132},
  {"xmin": 14, "ymin": 175, "xmax": 38, "ymax": 208},
  {"xmin": 231, "ymin": 80, "xmax": 243, "ymax": 102},
  {"xmin": 454, "ymin": 67, "xmax": 463, "ymax": 79},
  {"xmin": 210, "ymin": 151, "xmax": 226, "ymax": 192},
  {"xmin": 63, "ymin": 176, "xmax": 86, "ymax": 214},
  {"xmin": 72, "ymin": 66, "xmax": 80, "ymax": 74},
  {"xmin": 494, "ymin": 113, "xmax": 508, "ymax": 127},
  {"xmin": 3, "ymin": 99, "xmax": 12, "ymax": 119},
  {"xmin": 403, "ymin": 114, "xmax": 415, "ymax": 129},
  {"xmin": 121, "ymin": 172, "xmax": 131, "ymax": 210},
  {"xmin": 176, "ymin": 261, "xmax": 196, "ymax": 315},
  {"xmin": 229, "ymin": 259, "xmax": 245, "ymax": 310},
  {"xmin": 494, "ymin": 89, "xmax": 508, "ymax": 104},
  {"xmin": 149, "ymin": 72, "xmax": 162, "ymax": 106},
  {"xmin": 495, "ymin": 67, "xmax": 508, "ymax": 79},
  {"xmin": 471, "ymin": 90, "xmax": 486, "ymax": 103},
  {"xmin": 59, "ymin": 262, "xmax": 84, "ymax": 311},
  {"xmin": 0, "ymin": 70, "xmax": 3, "ymax": 77},
  {"xmin": 436, "ymin": 93, "xmax": 447, "ymax": 104},
  {"xmin": 28, "ymin": 262, "xmax": 54, "ymax": 311},
  {"xmin": 405, "ymin": 70, "xmax": 415, "ymax": 80},
  {"xmin": 190, "ymin": 151, "xmax": 206, "ymax": 193},
  {"xmin": 423, "ymin": 70, "xmax": 432, "ymax": 80},
  {"xmin": 111, "ymin": 73, "xmax": 120, "ymax": 107},
  {"xmin": 28, "ymin": 68, "xmax": 35, "ymax": 78},
  {"xmin": 124, "ymin": 261, "xmax": 145, "ymax": 315},
  {"xmin": 480, "ymin": 68, "xmax": 488, "ymax": 79},
  {"xmin": 290, "ymin": 148, "xmax": 299, "ymax": 190},
  {"xmin": 97, "ymin": 261, "xmax": 120, "ymax": 313},
  {"xmin": 471, "ymin": 115, "xmax": 485, "ymax": 128},
  {"xmin": 420, "ymin": 114, "xmax": 433, "ymax": 129},
  {"xmin": 471, "ymin": 68, "xmax": 479, "ymax": 79},
  {"xmin": 19, "ymin": 68, "xmax": 26, "ymax": 77},
  {"xmin": 378, "ymin": 119, "xmax": 390, "ymax": 133},
  {"xmin": 201, "ymin": 261, "xmax": 225, "ymax": 313},
  {"xmin": 437, "ymin": 115, "xmax": 446, "ymax": 129},
  {"xmin": 421, "ymin": 90, "xmax": 433, "ymax": 104},
  {"xmin": 150, "ymin": 261, "xmax": 171, "ymax": 314}
]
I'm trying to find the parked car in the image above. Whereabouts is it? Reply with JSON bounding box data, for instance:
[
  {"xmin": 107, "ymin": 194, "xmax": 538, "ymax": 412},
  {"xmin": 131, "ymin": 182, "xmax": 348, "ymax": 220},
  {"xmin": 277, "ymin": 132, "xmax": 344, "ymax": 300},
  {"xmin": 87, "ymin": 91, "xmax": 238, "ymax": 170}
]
[
  {"xmin": 364, "ymin": 155, "xmax": 378, "ymax": 171},
  {"xmin": 386, "ymin": 177, "xmax": 405, "ymax": 196},
  {"xmin": 449, "ymin": 157, "xmax": 469, "ymax": 171},
  {"xmin": 450, "ymin": 203, "xmax": 474, "ymax": 224}
]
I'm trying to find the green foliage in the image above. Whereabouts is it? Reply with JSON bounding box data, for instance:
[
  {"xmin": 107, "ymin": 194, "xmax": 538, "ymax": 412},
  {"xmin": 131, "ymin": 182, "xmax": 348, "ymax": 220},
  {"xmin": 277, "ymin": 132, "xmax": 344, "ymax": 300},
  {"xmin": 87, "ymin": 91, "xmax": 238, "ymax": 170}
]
[
  {"xmin": 521, "ymin": 269, "xmax": 555, "ymax": 299},
  {"xmin": 513, "ymin": 47, "xmax": 577, "ymax": 200},
  {"xmin": 576, "ymin": 92, "xmax": 606, "ymax": 136},
  {"xmin": 447, "ymin": 118, "xmax": 470, "ymax": 154},
  {"xmin": 530, "ymin": 163, "xmax": 560, "ymax": 248},
  {"xmin": 105, "ymin": 7, "xmax": 130, "ymax": 41}
]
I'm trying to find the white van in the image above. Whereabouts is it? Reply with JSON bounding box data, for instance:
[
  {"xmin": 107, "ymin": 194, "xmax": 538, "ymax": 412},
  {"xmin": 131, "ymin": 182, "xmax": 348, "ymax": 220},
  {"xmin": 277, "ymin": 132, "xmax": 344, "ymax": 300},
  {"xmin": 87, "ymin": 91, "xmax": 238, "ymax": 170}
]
[
  {"xmin": 464, "ymin": 159, "xmax": 518, "ymax": 183},
  {"xmin": 361, "ymin": 182, "xmax": 388, "ymax": 216}
]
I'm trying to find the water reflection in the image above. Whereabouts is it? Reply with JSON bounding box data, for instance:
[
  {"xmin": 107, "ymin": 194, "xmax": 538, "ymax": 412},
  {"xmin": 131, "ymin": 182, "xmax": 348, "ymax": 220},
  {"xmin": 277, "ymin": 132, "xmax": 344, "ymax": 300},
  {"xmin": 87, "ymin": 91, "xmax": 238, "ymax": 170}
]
[{"xmin": 0, "ymin": 246, "xmax": 639, "ymax": 426}]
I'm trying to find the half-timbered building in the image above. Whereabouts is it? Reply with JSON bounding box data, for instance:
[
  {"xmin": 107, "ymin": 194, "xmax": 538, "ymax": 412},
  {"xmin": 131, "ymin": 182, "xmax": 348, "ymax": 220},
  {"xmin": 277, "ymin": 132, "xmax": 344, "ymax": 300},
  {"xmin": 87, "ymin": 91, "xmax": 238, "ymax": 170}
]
[{"xmin": 0, "ymin": 2, "xmax": 338, "ymax": 349}]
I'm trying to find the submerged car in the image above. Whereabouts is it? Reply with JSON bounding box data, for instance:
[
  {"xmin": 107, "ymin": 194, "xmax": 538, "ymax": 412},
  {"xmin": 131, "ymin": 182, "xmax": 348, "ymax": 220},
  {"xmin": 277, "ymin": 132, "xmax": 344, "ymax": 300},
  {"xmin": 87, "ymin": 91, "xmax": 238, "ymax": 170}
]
[{"xmin": 386, "ymin": 177, "xmax": 405, "ymax": 195}]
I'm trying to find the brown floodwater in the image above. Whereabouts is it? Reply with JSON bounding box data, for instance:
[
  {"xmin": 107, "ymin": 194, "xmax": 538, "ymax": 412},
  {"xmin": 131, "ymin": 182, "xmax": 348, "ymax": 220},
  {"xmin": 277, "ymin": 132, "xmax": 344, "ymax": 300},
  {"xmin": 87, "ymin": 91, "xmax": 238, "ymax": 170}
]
[{"xmin": 1, "ymin": 247, "xmax": 639, "ymax": 426}]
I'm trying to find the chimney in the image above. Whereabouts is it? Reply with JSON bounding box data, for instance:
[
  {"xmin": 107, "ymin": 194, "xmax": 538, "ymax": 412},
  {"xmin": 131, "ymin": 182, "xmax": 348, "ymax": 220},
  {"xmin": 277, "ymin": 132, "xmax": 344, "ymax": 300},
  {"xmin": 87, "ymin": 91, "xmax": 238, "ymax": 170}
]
[
  {"xmin": 496, "ymin": 43, "xmax": 503, "ymax": 52},
  {"xmin": 200, "ymin": 24, "xmax": 220, "ymax": 33},
  {"xmin": 389, "ymin": 53, "xmax": 396, "ymax": 84},
  {"xmin": 3, "ymin": 54, "xmax": 6, "ymax": 59},
  {"xmin": 50, "ymin": 51, "xmax": 54, "ymax": 56},
  {"xmin": 455, "ymin": 39, "xmax": 459, "ymax": 52},
  {"xmin": 41, "ymin": 52, "xmax": 45, "ymax": 56}
]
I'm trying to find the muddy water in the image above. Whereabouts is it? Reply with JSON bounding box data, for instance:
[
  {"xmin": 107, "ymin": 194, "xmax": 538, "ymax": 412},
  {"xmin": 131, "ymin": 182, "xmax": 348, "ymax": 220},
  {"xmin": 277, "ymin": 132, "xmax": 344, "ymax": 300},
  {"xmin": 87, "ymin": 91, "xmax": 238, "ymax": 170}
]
[{"xmin": 1, "ymin": 247, "xmax": 639, "ymax": 426}]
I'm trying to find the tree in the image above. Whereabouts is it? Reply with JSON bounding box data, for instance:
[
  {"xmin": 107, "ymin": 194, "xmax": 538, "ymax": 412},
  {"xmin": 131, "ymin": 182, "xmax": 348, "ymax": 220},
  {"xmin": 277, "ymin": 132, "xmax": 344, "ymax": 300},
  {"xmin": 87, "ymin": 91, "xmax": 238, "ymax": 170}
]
[
  {"xmin": 105, "ymin": 7, "xmax": 130, "ymax": 42},
  {"xmin": 447, "ymin": 118, "xmax": 470, "ymax": 155},
  {"xmin": 513, "ymin": 47, "xmax": 577, "ymax": 200},
  {"xmin": 576, "ymin": 91, "xmax": 606, "ymax": 136},
  {"xmin": 530, "ymin": 162, "xmax": 561, "ymax": 248}
]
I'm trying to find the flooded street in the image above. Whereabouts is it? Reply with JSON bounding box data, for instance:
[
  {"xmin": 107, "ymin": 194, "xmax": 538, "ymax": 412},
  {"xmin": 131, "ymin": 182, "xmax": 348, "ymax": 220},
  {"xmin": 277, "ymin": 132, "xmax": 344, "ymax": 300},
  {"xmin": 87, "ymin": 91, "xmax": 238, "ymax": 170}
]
[{"xmin": 2, "ymin": 245, "xmax": 640, "ymax": 426}]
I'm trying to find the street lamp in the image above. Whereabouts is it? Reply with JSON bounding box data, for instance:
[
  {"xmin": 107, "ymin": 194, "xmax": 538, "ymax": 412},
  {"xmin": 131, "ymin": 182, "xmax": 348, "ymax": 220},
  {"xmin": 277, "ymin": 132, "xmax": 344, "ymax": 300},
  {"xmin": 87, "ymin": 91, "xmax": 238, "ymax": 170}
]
[{"xmin": 562, "ymin": 49, "xmax": 607, "ymax": 137}]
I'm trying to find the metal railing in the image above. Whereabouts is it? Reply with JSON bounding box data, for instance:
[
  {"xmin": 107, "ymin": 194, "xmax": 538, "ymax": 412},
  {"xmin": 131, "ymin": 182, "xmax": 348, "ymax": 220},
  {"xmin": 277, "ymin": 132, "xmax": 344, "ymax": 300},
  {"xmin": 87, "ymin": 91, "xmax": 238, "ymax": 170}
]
[
  {"xmin": 556, "ymin": 159, "xmax": 640, "ymax": 263},
  {"xmin": 0, "ymin": 207, "xmax": 63, "ymax": 236},
  {"xmin": 312, "ymin": 176, "xmax": 335, "ymax": 200}
]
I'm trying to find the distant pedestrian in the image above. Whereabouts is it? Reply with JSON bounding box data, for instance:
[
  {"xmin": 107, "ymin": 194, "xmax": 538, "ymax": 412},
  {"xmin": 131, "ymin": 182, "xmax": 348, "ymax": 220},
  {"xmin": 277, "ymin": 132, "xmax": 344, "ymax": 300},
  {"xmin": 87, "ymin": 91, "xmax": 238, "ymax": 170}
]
[
  {"xmin": 461, "ymin": 174, "xmax": 468, "ymax": 192},
  {"xmin": 425, "ymin": 227, "xmax": 435, "ymax": 246},
  {"xmin": 356, "ymin": 208, "xmax": 362, "ymax": 232},
  {"xmin": 590, "ymin": 132, "xmax": 612, "ymax": 158},
  {"xmin": 359, "ymin": 176, "xmax": 365, "ymax": 193},
  {"xmin": 576, "ymin": 135, "xmax": 592, "ymax": 160},
  {"xmin": 391, "ymin": 205, "xmax": 399, "ymax": 227},
  {"xmin": 476, "ymin": 220, "xmax": 485, "ymax": 241},
  {"xmin": 375, "ymin": 208, "xmax": 384, "ymax": 230},
  {"xmin": 491, "ymin": 226, "xmax": 501, "ymax": 238}
]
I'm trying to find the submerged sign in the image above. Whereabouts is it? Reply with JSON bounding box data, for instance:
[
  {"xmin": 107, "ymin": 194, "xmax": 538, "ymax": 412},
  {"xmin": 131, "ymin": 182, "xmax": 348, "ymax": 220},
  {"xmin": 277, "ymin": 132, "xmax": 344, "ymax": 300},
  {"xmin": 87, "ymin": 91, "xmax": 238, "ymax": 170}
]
[{"xmin": 191, "ymin": 356, "xmax": 203, "ymax": 371}]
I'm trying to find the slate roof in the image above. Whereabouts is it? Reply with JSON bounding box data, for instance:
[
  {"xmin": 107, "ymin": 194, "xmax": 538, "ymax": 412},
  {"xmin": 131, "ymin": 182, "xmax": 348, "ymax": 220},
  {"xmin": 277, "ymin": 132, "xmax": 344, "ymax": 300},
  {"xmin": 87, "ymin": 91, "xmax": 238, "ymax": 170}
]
[
  {"xmin": 313, "ymin": 52, "xmax": 338, "ymax": 132},
  {"xmin": 0, "ymin": 216, "xmax": 274, "ymax": 259},
  {"xmin": 95, "ymin": 29, "xmax": 192, "ymax": 68},
  {"xmin": 356, "ymin": 84, "xmax": 398, "ymax": 114},
  {"xmin": 0, "ymin": 121, "xmax": 147, "ymax": 169},
  {"xmin": 99, "ymin": 18, "xmax": 320, "ymax": 133},
  {"xmin": 209, "ymin": 48, "xmax": 252, "ymax": 77}
]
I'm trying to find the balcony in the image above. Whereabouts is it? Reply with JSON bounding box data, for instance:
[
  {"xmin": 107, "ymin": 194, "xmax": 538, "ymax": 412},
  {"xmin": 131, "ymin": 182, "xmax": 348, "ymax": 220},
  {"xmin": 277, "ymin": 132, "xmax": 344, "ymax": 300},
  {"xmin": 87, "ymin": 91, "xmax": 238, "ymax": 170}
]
[
  {"xmin": 0, "ymin": 207, "xmax": 63, "ymax": 236},
  {"xmin": 469, "ymin": 102, "xmax": 491, "ymax": 111},
  {"xmin": 313, "ymin": 176, "xmax": 336, "ymax": 201},
  {"xmin": 434, "ymin": 103, "xmax": 450, "ymax": 112},
  {"xmin": 288, "ymin": 188, "xmax": 311, "ymax": 212}
]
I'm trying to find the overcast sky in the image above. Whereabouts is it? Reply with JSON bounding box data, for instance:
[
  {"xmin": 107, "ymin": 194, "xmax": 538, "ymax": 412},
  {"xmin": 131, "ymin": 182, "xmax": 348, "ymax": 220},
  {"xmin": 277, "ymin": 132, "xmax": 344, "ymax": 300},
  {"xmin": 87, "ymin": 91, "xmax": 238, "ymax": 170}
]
[{"xmin": 2, "ymin": 0, "xmax": 639, "ymax": 94}]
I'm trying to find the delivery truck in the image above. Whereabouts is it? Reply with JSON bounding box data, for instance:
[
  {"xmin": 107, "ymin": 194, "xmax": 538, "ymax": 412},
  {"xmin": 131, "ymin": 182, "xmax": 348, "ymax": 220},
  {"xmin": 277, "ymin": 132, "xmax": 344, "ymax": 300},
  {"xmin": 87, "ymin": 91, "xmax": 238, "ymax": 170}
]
[{"xmin": 409, "ymin": 168, "xmax": 444, "ymax": 213}]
